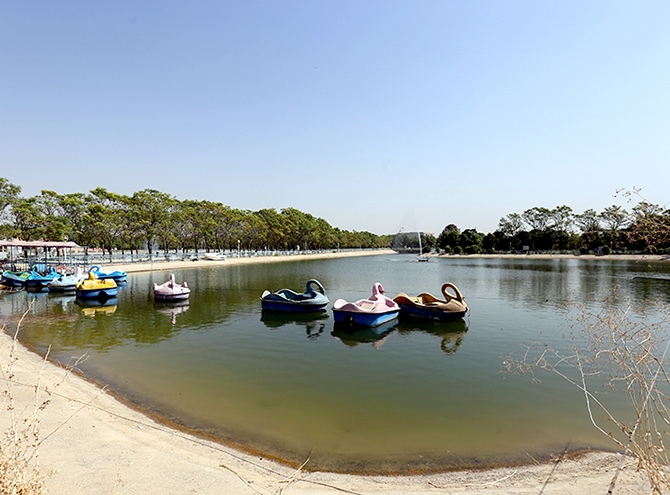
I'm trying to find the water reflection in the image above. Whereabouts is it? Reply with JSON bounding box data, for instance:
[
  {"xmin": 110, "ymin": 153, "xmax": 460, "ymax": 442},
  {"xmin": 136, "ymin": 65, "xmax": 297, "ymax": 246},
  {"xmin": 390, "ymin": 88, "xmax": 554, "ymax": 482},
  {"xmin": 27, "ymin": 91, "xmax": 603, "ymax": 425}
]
[
  {"xmin": 331, "ymin": 320, "xmax": 397, "ymax": 348},
  {"xmin": 155, "ymin": 301, "xmax": 190, "ymax": 325},
  {"xmin": 630, "ymin": 276, "xmax": 670, "ymax": 304},
  {"xmin": 260, "ymin": 310, "xmax": 328, "ymax": 339},
  {"xmin": 76, "ymin": 297, "xmax": 118, "ymax": 317},
  {"xmin": 395, "ymin": 318, "xmax": 468, "ymax": 355}
]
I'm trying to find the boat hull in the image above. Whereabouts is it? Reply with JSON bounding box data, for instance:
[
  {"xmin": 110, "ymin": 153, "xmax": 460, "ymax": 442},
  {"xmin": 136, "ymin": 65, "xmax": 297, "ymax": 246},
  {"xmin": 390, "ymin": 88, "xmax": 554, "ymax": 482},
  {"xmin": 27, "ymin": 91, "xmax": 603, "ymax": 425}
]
[
  {"xmin": 1, "ymin": 272, "xmax": 29, "ymax": 288},
  {"xmin": 48, "ymin": 283, "xmax": 77, "ymax": 292},
  {"xmin": 260, "ymin": 299, "xmax": 328, "ymax": 313},
  {"xmin": 332, "ymin": 309, "xmax": 399, "ymax": 327},
  {"xmin": 25, "ymin": 280, "xmax": 53, "ymax": 291},
  {"xmin": 75, "ymin": 287, "xmax": 119, "ymax": 300},
  {"xmin": 397, "ymin": 304, "xmax": 467, "ymax": 321},
  {"xmin": 154, "ymin": 292, "xmax": 190, "ymax": 302}
]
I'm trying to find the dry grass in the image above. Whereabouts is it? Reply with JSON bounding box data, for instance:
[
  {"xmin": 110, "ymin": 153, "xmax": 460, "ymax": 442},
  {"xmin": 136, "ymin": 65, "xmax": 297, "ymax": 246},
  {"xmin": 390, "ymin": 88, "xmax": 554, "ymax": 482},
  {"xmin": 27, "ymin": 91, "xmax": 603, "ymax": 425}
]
[
  {"xmin": 1, "ymin": 304, "xmax": 46, "ymax": 494},
  {"xmin": 505, "ymin": 291, "xmax": 670, "ymax": 494},
  {"xmin": 0, "ymin": 301, "xmax": 85, "ymax": 495}
]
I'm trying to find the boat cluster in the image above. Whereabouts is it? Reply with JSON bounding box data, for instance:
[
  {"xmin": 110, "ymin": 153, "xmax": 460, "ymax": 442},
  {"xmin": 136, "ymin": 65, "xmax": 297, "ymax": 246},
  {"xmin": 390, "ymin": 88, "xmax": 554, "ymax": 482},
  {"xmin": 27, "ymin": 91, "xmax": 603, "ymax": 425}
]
[
  {"xmin": 1, "ymin": 264, "xmax": 127, "ymax": 301},
  {"xmin": 1, "ymin": 266, "xmax": 467, "ymax": 328},
  {"xmin": 261, "ymin": 279, "xmax": 468, "ymax": 328},
  {"xmin": 1, "ymin": 264, "xmax": 192, "ymax": 307}
]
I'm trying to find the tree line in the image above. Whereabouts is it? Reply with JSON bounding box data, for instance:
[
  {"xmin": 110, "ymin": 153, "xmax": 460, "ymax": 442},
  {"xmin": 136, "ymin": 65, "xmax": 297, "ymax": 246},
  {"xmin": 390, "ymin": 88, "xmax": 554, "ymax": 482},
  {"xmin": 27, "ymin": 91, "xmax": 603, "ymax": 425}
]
[
  {"xmin": 431, "ymin": 201, "xmax": 670, "ymax": 255},
  {"xmin": 0, "ymin": 178, "xmax": 391, "ymax": 257},
  {"xmin": 2, "ymin": 178, "xmax": 667, "ymax": 256}
]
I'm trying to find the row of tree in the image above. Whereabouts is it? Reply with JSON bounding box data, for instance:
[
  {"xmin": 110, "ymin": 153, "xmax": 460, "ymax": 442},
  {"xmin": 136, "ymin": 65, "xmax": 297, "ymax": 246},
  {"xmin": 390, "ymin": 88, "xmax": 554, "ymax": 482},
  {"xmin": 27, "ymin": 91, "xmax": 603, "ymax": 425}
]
[
  {"xmin": 0, "ymin": 178, "xmax": 391, "ymax": 257},
  {"xmin": 429, "ymin": 202, "xmax": 670, "ymax": 255},
  {"xmin": 2, "ymin": 178, "xmax": 668, "ymax": 256}
]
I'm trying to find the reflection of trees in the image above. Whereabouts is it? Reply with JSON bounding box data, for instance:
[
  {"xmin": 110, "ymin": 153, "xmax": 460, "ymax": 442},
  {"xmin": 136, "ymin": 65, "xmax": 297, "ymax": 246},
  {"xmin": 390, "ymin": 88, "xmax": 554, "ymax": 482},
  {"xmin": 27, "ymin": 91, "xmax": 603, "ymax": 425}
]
[
  {"xmin": 630, "ymin": 277, "xmax": 670, "ymax": 305},
  {"xmin": 395, "ymin": 319, "xmax": 469, "ymax": 355},
  {"xmin": 6, "ymin": 291, "xmax": 193, "ymax": 353}
]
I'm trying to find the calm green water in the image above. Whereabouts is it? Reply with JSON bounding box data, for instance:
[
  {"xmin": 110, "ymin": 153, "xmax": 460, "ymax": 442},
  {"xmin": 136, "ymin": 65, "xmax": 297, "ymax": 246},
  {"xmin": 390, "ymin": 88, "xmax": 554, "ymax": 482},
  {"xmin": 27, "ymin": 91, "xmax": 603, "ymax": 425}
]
[{"xmin": 2, "ymin": 254, "xmax": 670, "ymax": 473}]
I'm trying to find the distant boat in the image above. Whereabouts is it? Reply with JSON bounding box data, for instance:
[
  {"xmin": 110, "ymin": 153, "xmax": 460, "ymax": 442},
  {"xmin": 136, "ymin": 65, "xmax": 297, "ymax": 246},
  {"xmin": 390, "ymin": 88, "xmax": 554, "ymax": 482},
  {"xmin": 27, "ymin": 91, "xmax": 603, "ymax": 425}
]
[
  {"xmin": 203, "ymin": 252, "xmax": 226, "ymax": 261},
  {"xmin": 332, "ymin": 282, "xmax": 400, "ymax": 328},
  {"xmin": 417, "ymin": 231, "xmax": 428, "ymax": 262}
]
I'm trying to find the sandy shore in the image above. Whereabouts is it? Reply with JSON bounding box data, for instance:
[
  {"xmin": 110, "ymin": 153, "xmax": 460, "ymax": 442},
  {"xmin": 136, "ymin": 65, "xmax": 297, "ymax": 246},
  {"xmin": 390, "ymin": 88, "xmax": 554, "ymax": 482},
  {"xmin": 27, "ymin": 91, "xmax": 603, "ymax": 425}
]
[{"xmin": 0, "ymin": 250, "xmax": 657, "ymax": 494}]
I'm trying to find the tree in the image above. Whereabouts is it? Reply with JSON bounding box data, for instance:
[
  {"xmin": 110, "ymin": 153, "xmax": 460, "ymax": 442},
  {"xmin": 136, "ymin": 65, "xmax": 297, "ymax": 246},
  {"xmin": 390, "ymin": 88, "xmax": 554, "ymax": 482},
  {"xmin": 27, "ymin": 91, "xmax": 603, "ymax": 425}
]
[
  {"xmin": 0, "ymin": 177, "xmax": 22, "ymax": 237},
  {"xmin": 0, "ymin": 177, "xmax": 21, "ymax": 215},
  {"xmin": 11, "ymin": 197, "xmax": 43, "ymax": 240},
  {"xmin": 600, "ymin": 205, "xmax": 629, "ymax": 251},
  {"xmin": 437, "ymin": 224, "xmax": 460, "ymax": 251},
  {"xmin": 129, "ymin": 189, "xmax": 176, "ymax": 258},
  {"xmin": 498, "ymin": 213, "xmax": 523, "ymax": 237},
  {"xmin": 628, "ymin": 202, "xmax": 670, "ymax": 253},
  {"xmin": 522, "ymin": 207, "xmax": 551, "ymax": 231},
  {"xmin": 460, "ymin": 228, "xmax": 483, "ymax": 253},
  {"xmin": 549, "ymin": 205, "xmax": 574, "ymax": 233}
]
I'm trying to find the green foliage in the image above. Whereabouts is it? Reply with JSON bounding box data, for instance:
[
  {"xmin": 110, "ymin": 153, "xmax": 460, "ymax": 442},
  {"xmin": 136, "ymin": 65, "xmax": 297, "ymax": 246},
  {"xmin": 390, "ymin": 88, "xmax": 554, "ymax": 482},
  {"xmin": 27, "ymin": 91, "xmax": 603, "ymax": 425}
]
[
  {"xmin": 0, "ymin": 177, "xmax": 388, "ymax": 253},
  {"xmin": 1, "ymin": 176, "xmax": 668, "ymax": 256}
]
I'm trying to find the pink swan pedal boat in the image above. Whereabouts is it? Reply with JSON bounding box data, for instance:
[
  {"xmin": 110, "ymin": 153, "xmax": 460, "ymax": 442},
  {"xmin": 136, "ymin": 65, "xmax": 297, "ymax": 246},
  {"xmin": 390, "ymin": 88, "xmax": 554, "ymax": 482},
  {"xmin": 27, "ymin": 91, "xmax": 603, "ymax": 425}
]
[
  {"xmin": 153, "ymin": 274, "xmax": 191, "ymax": 302},
  {"xmin": 332, "ymin": 282, "xmax": 400, "ymax": 327},
  {"xmin": 393, "ymin": 283, "xmax": 468, "ymax": 321}
]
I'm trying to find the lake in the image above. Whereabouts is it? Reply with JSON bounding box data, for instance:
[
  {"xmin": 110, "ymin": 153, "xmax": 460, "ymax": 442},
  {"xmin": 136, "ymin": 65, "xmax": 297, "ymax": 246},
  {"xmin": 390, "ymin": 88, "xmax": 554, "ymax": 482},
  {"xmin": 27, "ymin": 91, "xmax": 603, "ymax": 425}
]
[{"xmin": 2, "ymin": 254, "xmax": 670, "ymax": 473}]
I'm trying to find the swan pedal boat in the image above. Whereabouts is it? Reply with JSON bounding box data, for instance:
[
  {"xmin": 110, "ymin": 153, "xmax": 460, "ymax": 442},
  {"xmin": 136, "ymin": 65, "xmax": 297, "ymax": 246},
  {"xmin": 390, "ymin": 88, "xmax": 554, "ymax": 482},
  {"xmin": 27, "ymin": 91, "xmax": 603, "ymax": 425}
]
[
  {"xmin": 88, "ymin": 265, "xmax": 127, "ymax": 283},
  {"xmin": 47, "ymin": 268, "xmax": 85, "ymax": 292},
  {"xmin": 393, "ymin": 283, "xmax": 468, "ymax": 321},
  {"xmin": 24, "ymin": 266, "xmax": 59, "ymax": 291},
  {"xmin": 76, "ymin": 272, "xmax": 118, "ymax": 300},
  {"xmin": 1, "ymin": 270, "xmax": 30, "ymax": 288},
  {"xmin": 154, "ymin": 274, "xmax": 191, "ymax": 301},
  {"xmin": 332, "ymin": 282, "xmax": 400, "ymax": 327},
  {"xmin": 260, "ymin": 279, "xmax": 329, "ymax": 312}
]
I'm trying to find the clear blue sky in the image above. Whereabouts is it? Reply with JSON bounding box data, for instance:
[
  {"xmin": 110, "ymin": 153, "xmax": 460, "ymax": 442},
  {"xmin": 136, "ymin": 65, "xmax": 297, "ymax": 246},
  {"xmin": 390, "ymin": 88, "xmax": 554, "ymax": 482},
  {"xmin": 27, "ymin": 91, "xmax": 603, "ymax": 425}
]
[{"xmin": 2, "ymin": 1, "xmax": 669, "ymax": 236}]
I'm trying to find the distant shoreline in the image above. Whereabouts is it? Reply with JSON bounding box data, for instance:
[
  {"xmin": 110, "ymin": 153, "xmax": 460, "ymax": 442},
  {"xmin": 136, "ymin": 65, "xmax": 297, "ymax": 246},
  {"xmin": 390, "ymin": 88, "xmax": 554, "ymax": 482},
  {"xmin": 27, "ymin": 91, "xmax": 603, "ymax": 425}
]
[
  {"xmin": 104, "ymin": 250, "xmax": 669, "ymax": 275},
  {"xmin": 432, "ymin": 252, "xmax": 670, "ymax": 262},
  {"xmin": 107, "ymin": 248, "xmax": 395, "ymax": 274}
]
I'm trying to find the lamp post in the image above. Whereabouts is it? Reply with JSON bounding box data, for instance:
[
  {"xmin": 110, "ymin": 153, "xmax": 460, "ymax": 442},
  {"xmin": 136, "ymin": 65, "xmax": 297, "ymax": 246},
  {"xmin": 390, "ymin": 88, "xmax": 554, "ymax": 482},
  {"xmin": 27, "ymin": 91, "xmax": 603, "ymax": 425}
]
[{"xmin": 237, "ymin": 239, "xmax": 240, "ymax": 258}]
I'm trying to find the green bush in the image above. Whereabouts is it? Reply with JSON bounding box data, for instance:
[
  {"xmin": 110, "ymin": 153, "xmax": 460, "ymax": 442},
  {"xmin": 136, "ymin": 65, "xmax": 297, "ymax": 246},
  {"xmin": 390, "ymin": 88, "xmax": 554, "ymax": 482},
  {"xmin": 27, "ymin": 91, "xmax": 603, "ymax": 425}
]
[{"xmin": 464, "ymin": 244, "xmax": 482, "ymax": 254}]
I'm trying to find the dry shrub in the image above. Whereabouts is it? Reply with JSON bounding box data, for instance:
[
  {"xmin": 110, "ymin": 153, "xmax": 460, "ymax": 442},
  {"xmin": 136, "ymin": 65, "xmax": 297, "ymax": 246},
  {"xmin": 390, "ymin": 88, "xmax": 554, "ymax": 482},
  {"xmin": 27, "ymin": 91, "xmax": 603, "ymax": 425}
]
[
  {"xmin": 1, "ymin": 305, "xmax": 49, "ymax": 495},
  {"xmin": 505, "ymin": 291, "xmax": 670, "ymax": 494}
]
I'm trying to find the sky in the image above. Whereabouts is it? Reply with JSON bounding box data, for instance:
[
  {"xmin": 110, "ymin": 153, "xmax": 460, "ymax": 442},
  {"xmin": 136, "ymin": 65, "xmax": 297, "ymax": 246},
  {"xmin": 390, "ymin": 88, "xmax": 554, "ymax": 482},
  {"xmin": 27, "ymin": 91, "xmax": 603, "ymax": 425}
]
[{"xmin": 1, "ymin": 1, "xmax": 669, "ymax": 236}]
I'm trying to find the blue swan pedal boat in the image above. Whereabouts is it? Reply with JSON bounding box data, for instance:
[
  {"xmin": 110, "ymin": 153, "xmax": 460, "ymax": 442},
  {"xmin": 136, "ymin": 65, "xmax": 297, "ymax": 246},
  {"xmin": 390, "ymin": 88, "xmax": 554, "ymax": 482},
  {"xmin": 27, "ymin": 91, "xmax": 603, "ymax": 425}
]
[
  {"xmin": 88, "ymin": 265, "xmax": 127, "ymax": 283},
  {"xmin": 260, "ymin": 279, "xmax": 329, "ymax": 312},
  {"xmin": 25, "ymin": 266, "xmax": 59, "ymax": 291},
  {"xmin": 1, "ymin": 270, "xmax": 30, "ymax": 288}
]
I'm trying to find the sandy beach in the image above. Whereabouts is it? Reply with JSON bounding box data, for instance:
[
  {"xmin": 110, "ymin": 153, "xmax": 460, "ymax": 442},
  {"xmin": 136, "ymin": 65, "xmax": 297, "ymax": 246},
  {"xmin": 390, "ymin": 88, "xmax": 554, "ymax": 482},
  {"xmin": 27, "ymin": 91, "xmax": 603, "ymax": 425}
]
[{"xmin": 0, "ymin": 250, "xmax": 658, "ymax": 494}]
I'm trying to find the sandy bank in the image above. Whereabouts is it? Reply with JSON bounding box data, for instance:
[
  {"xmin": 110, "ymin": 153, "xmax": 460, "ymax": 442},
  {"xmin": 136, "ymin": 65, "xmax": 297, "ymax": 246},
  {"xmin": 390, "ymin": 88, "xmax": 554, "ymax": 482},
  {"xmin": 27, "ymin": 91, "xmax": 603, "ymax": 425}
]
[{"xmin": 0, "ymin": 249, "xmax": 656, "ymax": 494}]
